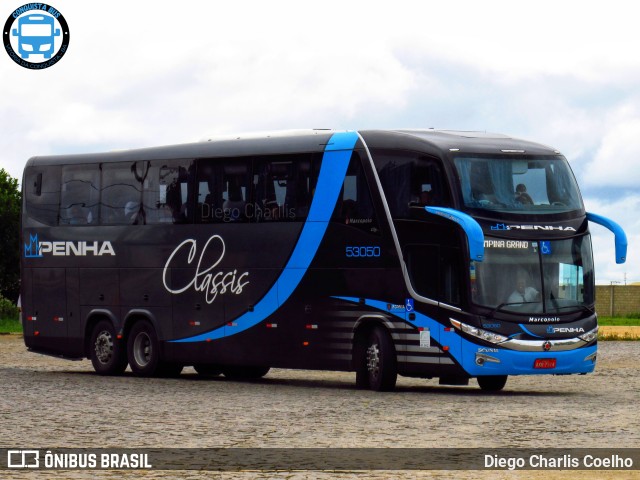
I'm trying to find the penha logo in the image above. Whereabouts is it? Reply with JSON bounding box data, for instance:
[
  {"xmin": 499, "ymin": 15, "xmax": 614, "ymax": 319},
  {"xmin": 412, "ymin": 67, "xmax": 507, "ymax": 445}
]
[
  {"xmin": 3, "ymin": 3, "xmax": 70, "ymax": 69},
  {"xmin": 24, "ymin": 234, "xmax": 115, "ymax": 257}
]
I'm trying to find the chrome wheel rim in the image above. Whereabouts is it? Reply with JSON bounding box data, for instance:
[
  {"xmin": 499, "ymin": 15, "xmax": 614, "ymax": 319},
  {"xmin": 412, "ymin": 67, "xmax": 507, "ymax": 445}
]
[
  {"xmin": 366, "ymin": 343, "xmax": 380, "ymax": 379},
  {"xmin": 94, "ymin": 330, "xmax": 113, "ymax": 364},
  {"xmin": 133, "ymin": 332, "xmax": 152, "ymax": 367}
]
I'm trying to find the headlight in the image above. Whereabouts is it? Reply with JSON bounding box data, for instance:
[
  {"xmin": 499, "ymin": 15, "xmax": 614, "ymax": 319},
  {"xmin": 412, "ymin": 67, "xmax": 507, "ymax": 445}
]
[
  {"xmin": 579, "ymin": 326, "xmax": 598, "ymax": 343},
  {"xmin": 22, "ymin": 44, "xmax": 33, "ymax": 51},
  {"xmin": 40, "ymin": 44, "xmax": 51, "ymax": 51},
  {"xmin": 450, "ymin": 318, "xmax": 508, "ymax": 344}
]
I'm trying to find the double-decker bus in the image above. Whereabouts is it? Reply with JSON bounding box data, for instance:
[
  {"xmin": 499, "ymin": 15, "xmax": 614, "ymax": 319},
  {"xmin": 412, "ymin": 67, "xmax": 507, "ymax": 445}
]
[{"xmin": 20, "ymin": 129, "xmax": 627, "ymax": 391}]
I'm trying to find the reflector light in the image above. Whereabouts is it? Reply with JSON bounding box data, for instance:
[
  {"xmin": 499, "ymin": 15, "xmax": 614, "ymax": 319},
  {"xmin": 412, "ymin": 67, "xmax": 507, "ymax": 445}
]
[
  {"xmin": 303, "ymin": 341, "xmax": 309, "ymax": 346},
  {"xmin": 442, "ymin": 346, "xmax": 450, "ymax": 351},
  {"xmin": 116, "ymin": 334, "xmax": 123, "ymax": 340},
  {"xmin": 306, "ymin": 324, "xmax": 318, "ymax": 329},
  {"xmin": 418, "ymin": 327, "xmax": 424, "ymax": 331},
  {"xmin": 189, "ymin": 321, "xmax": 201, "ymax": 326},
  {"xmin": 227, "ymin": 322, "xmax": 237, "ymax": 327},
  {"xmin": 34, "ymin": 331, "xmax": 39, "ymax": 336},
  {"xmin": 266, "ymin": 323, "xmax": 278, "ymax": 328}
]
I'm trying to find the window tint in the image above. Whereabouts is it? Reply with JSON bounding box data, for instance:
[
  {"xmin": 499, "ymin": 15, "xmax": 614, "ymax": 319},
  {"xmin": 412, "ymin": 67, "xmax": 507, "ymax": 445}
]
[
  {"xmin": 100, "ymin": 162, "xmax": 146, "ymax": 225},
  {"xmin": 24, "ymin": 166, "xmax": 61, "ymax": 226},
  {"xmin": 60, "ymin": 165, "xmax": 100, "ymax": 225},
  {"xmin": 144, "ymin": 160, "xmax": 193, "ymax": 224},
  {"xmin": 332, "ymin": 152, "xmax": 378, "ymax": 233},
  {"xmin": 406, "ymin": 244, "xmax": 461, "ymax": 306},
  {"xmin": 372, "ymin": 149, "xmax": 449, "ymax": 218},
  {"xmin": 196, "ymin": 158, "xmax": 251, "ymax": 223},
  {"xmin": 252, "ymin": 153, "xmax": 317, "ymax": 222}
]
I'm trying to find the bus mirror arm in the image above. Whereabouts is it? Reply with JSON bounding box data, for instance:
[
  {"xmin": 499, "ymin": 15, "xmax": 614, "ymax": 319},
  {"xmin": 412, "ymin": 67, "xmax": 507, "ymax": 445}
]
[
  {"xmin": 425, "ymin": 207, "xmax": 485, "ymax": 262},
  {"xmin": 586, "ymin": 212, "xmax": 627, "ymax": 264}
]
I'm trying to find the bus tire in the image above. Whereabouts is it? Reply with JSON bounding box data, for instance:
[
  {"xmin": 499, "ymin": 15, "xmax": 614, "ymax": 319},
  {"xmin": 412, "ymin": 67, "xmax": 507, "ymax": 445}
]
[
  {"xmin": 127, "ymin": 320, "xmax": 160, "ymax": 377},
  {"xmin": 222, "ymin": 366, "xmax": 270, "ymax": 379},
  {"xmin": 89, "ymin": 320, "xmax": 128, "ymax": 376},
  {"xmin": 477, "ymin": 375, "xmax": 508, "ymax": 392},
  {"xmin": 363, "ymin": 326, "xmax": 397, "ymax": 392}
]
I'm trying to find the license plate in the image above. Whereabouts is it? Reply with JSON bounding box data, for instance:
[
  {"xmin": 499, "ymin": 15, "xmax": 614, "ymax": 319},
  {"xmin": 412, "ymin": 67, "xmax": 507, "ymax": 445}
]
[{"xmin": 534, "ymin": 358, "xmax": 556, "ymax": 369}]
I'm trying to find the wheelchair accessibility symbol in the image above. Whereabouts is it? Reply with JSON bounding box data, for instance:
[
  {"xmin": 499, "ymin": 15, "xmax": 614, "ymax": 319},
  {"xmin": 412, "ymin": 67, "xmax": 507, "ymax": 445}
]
[
  {"xmin": 405, "ymin": 298, "xmax": 414, "ymax": 312},
  {"xmin": 540, "ymin": 241, "xmax": 552, "ymax": 255}
]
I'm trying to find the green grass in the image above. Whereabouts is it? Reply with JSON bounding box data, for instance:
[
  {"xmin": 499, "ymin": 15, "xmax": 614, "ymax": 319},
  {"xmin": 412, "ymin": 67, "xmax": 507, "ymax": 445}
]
[
  {"xmin": 597, "ymin": 317, "xmax": 640, "ymax": 326},
  {"xmin": 0, "ymin": 317, "xmax": 22, "ymax": 334}
]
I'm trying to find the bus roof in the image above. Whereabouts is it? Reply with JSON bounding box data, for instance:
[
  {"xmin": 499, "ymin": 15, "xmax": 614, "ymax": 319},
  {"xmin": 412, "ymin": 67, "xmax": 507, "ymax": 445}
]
[{"xmin": 25, "ymin": 129, "xmax": 561, "ymax": 167}]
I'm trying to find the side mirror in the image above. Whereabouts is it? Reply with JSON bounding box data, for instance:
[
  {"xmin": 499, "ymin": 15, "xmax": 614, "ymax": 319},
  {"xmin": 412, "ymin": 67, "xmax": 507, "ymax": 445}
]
[{"xmin": 586, "ymin": 212, "xmax": 627, "ymax": 264}]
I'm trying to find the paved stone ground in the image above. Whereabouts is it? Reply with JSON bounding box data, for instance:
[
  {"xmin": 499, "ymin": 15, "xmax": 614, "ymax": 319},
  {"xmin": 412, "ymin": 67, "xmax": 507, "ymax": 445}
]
[{"xmin": 0, "ymin": 336, "xmax": 638, "ymax": 479}]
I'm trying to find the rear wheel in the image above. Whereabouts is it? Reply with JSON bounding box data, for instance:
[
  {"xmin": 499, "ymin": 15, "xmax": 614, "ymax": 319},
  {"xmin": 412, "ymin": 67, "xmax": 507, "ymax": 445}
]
[
  {"xmin": 477, "ymin": 375, "xmax": 508, "ymax": 391},
  {"xmin": 89, "ymin": 320, "xmax": 128, "ymax": 376},
  {"xmin": 127, "ymin": 320, "xmax": 160, "ymax": 377},
  {"xmin": 358, "ymin": 326, "xmax": 397, "ymax": 392}
]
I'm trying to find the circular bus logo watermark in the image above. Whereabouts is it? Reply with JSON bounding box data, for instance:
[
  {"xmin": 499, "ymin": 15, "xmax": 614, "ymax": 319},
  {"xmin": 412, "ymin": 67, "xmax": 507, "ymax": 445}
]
[{"xmin": 3, "ymin": 3, "xmax": 69, "ymax": 69}]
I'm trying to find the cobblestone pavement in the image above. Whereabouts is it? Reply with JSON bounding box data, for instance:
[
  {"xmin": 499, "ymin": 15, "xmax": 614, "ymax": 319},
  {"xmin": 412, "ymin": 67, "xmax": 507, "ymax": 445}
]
[{"xmin": 0, "ymin": 335, "xmax": 638, "ymax": 479}]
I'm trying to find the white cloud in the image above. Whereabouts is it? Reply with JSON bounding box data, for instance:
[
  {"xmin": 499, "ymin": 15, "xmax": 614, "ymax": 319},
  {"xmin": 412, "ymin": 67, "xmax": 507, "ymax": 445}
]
[{"xmin": 584, "ymin": 104, "xmax": 640, "ymax": 188}]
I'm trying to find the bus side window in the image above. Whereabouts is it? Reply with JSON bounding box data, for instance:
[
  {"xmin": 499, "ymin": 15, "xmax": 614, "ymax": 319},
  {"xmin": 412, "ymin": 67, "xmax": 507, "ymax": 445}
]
[
  {"xmin": 100, "ymin": 162, "xmax": 146, "ymax": 225},
  {"xmin": 372, "ymin": 149, "xmax": 450, "ymax": 218},
  {"xmin": 406, "ymin": 244, "xmax": 462, "ymax": 306},
  {"xmin": 196, "ymin": 159, "xmax": 251, "ymax": 223},
  {"xmin": 60, "ymin": 165, "xmax": 100, "ymax": 225},
  {"xmin": 252, "ymin": 153, "xmax": 316, "ymax": 222},
  {"xmin": 332, "ymin": 152, "xmax": 379, "ymax": 233},
  {"xmin": 145, "ymin": 160, "xmax": 193, "ymax": 224},
  {"xmin": 24, "ymin": 166, "xmax": 61, "ymax": 226}
]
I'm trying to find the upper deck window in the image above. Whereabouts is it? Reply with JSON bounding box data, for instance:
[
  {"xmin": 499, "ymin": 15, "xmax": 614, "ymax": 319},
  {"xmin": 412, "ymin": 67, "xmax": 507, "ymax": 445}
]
[
  {"xmin": 454, "ymin": 155, "xmax": 583, "ymax": 214},
  {"xmin": 372, "ymin": 149, "xmax": 451, "ymax": 218}
]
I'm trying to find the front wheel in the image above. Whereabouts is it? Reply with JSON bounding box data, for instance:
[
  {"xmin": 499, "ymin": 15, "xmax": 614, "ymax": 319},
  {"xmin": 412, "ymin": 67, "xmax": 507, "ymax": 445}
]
[
  {"xmin": 358, "ymin": 326, "xmax": 397, "ymax": 392},
  {"xmin": 477, "ymin": 375, "xmax": 508, "ymax": 391},
  {"xmin": 127, "ymin": 320, "xmax": 160, "ymax": 377},
  {"xmin": 89, "ymin": 320, "xmax": 128, "ymax": 375}
]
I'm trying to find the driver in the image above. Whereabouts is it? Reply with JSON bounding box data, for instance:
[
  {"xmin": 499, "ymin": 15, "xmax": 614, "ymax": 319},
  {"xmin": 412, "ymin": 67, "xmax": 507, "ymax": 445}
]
[{"xmin": 507, "ymin": 272, "xmax": 540, "ymax": 303}]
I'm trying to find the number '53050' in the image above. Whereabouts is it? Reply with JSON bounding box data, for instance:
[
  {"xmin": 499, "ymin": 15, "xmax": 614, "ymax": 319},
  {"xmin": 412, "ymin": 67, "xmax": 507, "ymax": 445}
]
[{"xmin": 345, "ymin": 246, "xmax": 381, "ymax": 257}]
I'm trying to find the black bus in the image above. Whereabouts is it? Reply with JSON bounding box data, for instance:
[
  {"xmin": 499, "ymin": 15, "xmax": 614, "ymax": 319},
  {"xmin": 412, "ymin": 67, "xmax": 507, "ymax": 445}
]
[{"xmin": 20, "ymin": 129, "xmax": 627, "ymax": 391}]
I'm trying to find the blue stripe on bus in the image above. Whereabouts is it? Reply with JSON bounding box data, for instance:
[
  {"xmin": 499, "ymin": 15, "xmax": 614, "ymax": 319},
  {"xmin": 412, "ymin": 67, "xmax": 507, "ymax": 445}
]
[
  {"xmin": 172, "ymin": 131, "xmax": 359, "ymax": 343},
  {"xmin": 519, "ymin": 324, "xmax": 544, "ymax": 339},
  {"xmin": 332, "ymin": 296, "xmax": 596, "ymax": 376}
]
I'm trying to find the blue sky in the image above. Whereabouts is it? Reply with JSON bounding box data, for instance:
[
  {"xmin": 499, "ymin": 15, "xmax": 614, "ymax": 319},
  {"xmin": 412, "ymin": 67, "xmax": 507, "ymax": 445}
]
[{"xmin": 1, "ymin": 0, "xmax": 638, "ymax": 283}]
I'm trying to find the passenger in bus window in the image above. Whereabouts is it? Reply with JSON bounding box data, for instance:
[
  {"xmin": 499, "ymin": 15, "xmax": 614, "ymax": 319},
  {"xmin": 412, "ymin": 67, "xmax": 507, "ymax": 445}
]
[
  {"xmin": 507, "ymin": 272, "xmax": 540, "ymax": 303},
  {"xmin": 67, "ymin": 205, "xmax": 90, "ymax": 225},
  {"xmin": 515, "ymin": 183, "xmax": 534, "ymax": 205}
]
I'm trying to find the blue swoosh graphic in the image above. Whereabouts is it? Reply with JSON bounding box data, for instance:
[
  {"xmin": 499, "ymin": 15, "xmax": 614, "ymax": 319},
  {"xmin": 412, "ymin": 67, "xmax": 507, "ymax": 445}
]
[{"xmin": 172, "ymin": 131, "xmax": 359, "ymax": 342}]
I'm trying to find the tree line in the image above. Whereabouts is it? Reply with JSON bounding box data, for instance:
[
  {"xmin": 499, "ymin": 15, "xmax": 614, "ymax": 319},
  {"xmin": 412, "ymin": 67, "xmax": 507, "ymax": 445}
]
[{"xmin": 0, "ymin": 168, "xmax": 20, "ymax": 304}]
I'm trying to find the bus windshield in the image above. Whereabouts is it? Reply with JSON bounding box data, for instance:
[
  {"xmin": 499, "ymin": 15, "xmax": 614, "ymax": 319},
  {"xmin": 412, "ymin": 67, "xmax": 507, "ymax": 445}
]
[
  {"xmin": 471, "ymin": 235, "xmax": 594, "ymax": 314},
  {"xmin": 454, "ymin": 155, "xmax": 583, "ymax": 214}
]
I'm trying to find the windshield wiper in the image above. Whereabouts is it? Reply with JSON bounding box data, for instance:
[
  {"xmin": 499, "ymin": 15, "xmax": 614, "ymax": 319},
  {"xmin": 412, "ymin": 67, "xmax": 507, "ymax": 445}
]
[{"xmin": 487, "ymin": 301, "xmax": 539, "ymax": 318}]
